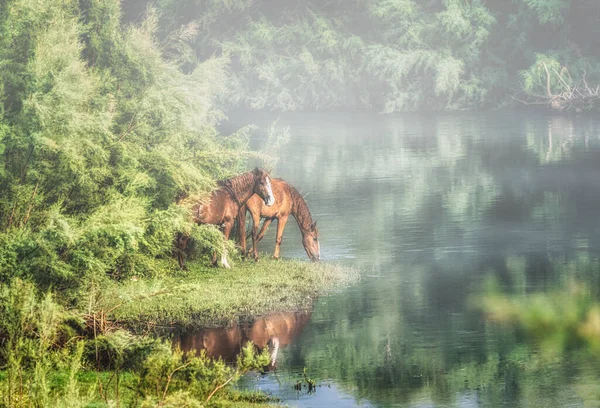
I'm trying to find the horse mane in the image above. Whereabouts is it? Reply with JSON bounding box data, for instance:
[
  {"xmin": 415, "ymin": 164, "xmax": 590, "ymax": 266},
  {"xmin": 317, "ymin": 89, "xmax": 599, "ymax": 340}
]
[
  {"xmin": 219, "ymin": 171, "xmax": 256, "ymax": 202},
  {"xmin": 287, "ymin": 184, "xmax": 314, "ymax": 233}
]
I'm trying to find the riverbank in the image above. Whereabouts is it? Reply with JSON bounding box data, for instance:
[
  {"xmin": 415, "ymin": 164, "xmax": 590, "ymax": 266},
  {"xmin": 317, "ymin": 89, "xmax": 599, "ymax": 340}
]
[
  {"xmin": 99, "ymin": 257, "xmax": 359, "ymax": 332},
  {"xmin": 0, "ymin": 259, "xmax": 358, "ymax": 407}
]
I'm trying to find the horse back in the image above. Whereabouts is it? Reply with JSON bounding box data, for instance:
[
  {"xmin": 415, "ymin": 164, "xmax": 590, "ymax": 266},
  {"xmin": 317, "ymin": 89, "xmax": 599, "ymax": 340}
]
[{"xmin": 196, "ymin": 189, "xmax": 239, "ymax": 225}]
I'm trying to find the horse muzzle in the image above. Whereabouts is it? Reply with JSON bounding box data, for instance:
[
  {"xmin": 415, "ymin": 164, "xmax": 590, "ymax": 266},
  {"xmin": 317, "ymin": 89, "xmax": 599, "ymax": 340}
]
[{"xmin": 265, "ymin": 195, "xmax": 275, "ymax": 207}]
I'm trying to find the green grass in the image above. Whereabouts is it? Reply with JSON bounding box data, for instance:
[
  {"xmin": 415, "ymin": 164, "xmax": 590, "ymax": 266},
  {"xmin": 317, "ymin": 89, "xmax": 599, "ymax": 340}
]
[
  {"xmin": 100, "ymin": 257, "xmax": 359, "ymax": 331},
  {"xmin": 1, "ymin": 369, "xmax": 281, "ymax": 407}
]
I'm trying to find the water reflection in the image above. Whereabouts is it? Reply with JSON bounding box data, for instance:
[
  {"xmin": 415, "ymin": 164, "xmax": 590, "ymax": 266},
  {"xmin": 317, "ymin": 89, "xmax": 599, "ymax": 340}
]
[
  {"xmin": 174, "ymin": 312, "xmax": 311, "ymax": 366},
  {"xmin": 221, "ymin": 111, "xmax": 600, "ymax": 407}
]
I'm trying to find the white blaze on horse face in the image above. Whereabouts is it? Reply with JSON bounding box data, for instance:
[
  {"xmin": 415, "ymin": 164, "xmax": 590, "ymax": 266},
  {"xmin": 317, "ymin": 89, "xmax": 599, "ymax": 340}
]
[{"xmin": 265, "ymin": 177, "xmax": 275, "ymax": 206}]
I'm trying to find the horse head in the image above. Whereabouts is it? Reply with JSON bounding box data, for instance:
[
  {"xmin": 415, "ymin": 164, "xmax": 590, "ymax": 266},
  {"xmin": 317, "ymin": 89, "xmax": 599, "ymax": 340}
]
[
  {"xmin": 302, "ymin": 221, "xmax": 320, "ymax": 262},
  {"xmin": 252, "ymin": 167, "xmax": 275, "ymax": 207}
]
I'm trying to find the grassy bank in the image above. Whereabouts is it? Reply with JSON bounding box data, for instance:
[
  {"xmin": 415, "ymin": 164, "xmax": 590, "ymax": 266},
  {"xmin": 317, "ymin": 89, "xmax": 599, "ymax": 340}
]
[
  {"xmin": 1, "ymin": 259, "xmax": 357, "ymax": 407},
  {"xmin": 100, "ymin": 258, "xmax": 359, "ymax": 332}
]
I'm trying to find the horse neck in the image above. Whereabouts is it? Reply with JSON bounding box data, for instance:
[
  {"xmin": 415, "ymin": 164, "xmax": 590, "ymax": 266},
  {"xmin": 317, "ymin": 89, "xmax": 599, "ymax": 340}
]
[
  {"xmin": 226, "ymin": 171, "xmax": 256, "ymax": 204},
  {"xmin": 290, "ymin": 187, "xmax": 314, "ymax": 235}
]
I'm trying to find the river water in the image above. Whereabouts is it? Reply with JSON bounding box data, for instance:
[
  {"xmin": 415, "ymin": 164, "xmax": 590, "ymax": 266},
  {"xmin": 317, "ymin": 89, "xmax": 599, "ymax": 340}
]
[{"xmin": 209, "ymin": 111, "xmax": 600, "ymax": 407}]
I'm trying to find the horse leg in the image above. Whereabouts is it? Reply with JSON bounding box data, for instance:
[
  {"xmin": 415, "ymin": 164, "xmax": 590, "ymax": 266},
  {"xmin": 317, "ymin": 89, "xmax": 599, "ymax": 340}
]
[
  {"xmin": 273, "ymin": 215, "xmax": 289, "ymax": 260},
  {"xmin": 177, "ymin": 234, "xmax": 189, "ymax": 270},
  {"xmin": 211, "ymin": 228, "xmax": 220, "ymax": 267},
  {"xmin": 250, "ymin": 212, "xmax": 262, "ymax": 261},
  {"xmin": 220, "ymin": 222, "xmax": 233, "ymax": 269},
  {"xmin": 255, "ymin": 218, "xmax": 273, "ymax": 246},
  {"xmin": 238, "ymin": 206, "xmax": 248, "ymax": 258},
  {"xmin": 249, "ymin": 218, "xmax": 272, "ymax": 256}
]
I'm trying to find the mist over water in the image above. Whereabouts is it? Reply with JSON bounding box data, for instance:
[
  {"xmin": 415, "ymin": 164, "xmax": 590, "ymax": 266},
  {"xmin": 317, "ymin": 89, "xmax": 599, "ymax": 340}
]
[{"xmin": 219, "ymin": 110, "xmax": 600, "ymax": 407}]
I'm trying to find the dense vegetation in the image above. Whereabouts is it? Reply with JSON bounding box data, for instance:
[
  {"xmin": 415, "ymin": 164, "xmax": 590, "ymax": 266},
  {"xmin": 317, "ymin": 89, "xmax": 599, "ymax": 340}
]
[
  {"xmin": 0, "ymin": 278, "xmax": 273, "ymax": 407},
  {"xmin": 119, "ymin": 0, "xmax": 600, "ymax": 112},
  {"xmin": 0, "ymin": 0, "xmax": 236, "ymax": 294},
  {"xmin": 0, "ymin": 0, "xmax": 290, "ymax": 406}
]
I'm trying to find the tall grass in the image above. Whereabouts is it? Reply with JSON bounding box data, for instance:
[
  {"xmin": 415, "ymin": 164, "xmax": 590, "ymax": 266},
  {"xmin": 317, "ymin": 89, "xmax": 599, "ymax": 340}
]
[{"xmin": 0, "ymin": 279, "xmax": 275, "ymax": 407}]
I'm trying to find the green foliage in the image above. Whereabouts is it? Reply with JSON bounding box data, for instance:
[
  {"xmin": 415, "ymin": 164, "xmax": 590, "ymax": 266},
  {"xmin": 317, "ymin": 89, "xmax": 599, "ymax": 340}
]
[
  {"xmin": 523, "ymin": 0, "xmax": 570, "ymax": 25},
  {"xmin": 0, "ymin": 0, "xmax": 273, "ymax": 294},
  {"xmin": 479, "ymin": 279, "xmax": 600, "ymax": 356},
  {"xmin": 148, "ymin": 0, "xmax": 600, "ymax": 112},
  {"xmin": 520, "ymin": 54, "xmax": 569, "ymax": 96},
  {"xmin": 0, "ymin": 279, "xmax": 274, "ymax": 407},
  {"xmin": 135, "ymin": 342, "xmax": 269, "ymax": 406},
  {"xmin": 0, "ymin": 279, "xmax": 85, "ymax": 407},
  {"xmin": 515, "ymin": 50, "xmax": 600, "ymax": 110},
  {"xmin": 219, "ymin": 16, "xmax": 366, "ymax": 111}
]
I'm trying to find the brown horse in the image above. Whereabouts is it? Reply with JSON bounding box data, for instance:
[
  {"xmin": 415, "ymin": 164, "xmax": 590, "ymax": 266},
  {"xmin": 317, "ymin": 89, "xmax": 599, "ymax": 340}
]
[
  {"xmin": 178, "ymin": 168, "xmax": 274, "ymax": 269},
  {"xmin": 238, "ymin": 178, "xmax": 320, "ymax": 262}
]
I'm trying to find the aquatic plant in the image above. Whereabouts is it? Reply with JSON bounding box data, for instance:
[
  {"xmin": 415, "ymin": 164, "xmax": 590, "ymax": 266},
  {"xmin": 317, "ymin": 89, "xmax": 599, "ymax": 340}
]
[{"xmin": 293, "ymin": 368, "xmax": 317, "ymax": 394}]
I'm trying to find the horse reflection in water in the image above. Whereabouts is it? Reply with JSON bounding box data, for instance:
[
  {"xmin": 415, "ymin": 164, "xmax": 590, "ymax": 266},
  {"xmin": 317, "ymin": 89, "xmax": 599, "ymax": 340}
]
[{"xmin": 174, "ymin": 313, "xmax": 311, "ymax": 367}]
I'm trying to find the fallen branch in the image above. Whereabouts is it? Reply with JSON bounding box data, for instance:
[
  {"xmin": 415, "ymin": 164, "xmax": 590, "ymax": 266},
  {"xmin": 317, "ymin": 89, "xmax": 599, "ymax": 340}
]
[
  {"xmin": 542, "ymin": 62, "xmax": 552, "ymax": 97},
  {"xmin": 517, "ymin": 65, "xmax": 600, "ymax": 112},
  {"xmin": 205, "ymin": 375, "xmax": 236, "ymax": 404}
]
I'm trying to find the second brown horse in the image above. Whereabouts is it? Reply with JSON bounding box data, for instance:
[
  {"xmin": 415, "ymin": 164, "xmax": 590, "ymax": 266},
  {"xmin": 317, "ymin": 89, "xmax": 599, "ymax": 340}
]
[
  {"xmin": 238, "ymin": 178, "xmax": 320, "ymax": 262},
  {"xmin": 178, "ymin": 168, "xmax": 274, "ymax": 269}
]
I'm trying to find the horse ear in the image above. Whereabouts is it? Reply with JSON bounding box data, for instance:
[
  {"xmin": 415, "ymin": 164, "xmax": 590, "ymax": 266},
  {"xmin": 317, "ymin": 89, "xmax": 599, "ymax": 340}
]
[{"xmin": 253, "ymin": 167, "xmax": 260, "ymax": 175}]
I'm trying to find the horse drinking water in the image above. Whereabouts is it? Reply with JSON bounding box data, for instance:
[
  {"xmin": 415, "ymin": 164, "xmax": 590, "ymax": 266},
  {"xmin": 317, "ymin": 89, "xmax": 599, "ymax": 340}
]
[
  {"xmin": 178, "ymin": 168, "xmax": 274, "ymax": 269},
  {"xmin": 238, "ymin": 178, "xmax": 320, "ymax": 262}
]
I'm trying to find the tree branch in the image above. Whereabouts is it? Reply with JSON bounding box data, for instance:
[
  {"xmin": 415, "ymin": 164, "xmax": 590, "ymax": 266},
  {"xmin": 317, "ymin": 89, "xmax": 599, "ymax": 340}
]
[
  {"xmin": 542, "ymin": 62, "xmax": 553, "ymax": 97},
  {"xmin": 160, "ymin": 362, "xmax": 193, "ymax": 404},
  {"xmin": 205, "ymin": 375, "xmax": 236, "ymax": 403}
]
